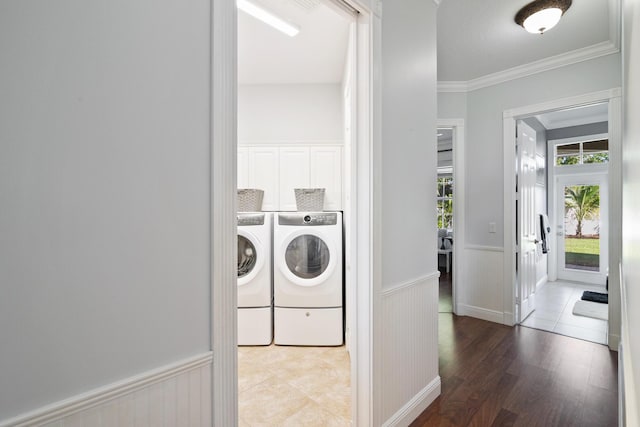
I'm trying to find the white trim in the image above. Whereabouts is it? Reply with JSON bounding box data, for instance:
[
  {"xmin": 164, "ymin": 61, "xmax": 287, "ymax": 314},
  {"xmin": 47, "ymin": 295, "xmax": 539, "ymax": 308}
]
[
  {"xmin": 437, "ymin": 81, "xmax": 468, "ymax": 93},
  {"xmin": 438, "ymin": 41, "xmax": 620, "ymax": 93},
  {"xmin": 380, "ymin": 271, "xmax": 440, "ymax": 297},
  {"xmin": 438, "ymin": 118, "xmax": 465, "ymax": 315},
  {"xmin": 536, "ymin": 274, "xmax": 548, "ymax": 291},
  {"xmin": 238, "ymin": 139, "xmax": 343, "ymax": 146},
  {"xmin": 381, "ymin": 377, "xmax": 441, "ymax": 427},
  {"xmin": 0, "ymin": 353, "xmax": 213, "ymax": 427},
  {"xmin": 465, "ymin": 244, "xmax": 504, "ymax": 252},
  {"xmin": 212, "ymin": 0, "xmax": 238, "ymax": 425},
  {"xmin": 503, "ymin": 88, "xmax": 623, "ymax": 331},
  {"xmin": 457, "ymin": 304, "xmax": 505, "ymax": 324}
]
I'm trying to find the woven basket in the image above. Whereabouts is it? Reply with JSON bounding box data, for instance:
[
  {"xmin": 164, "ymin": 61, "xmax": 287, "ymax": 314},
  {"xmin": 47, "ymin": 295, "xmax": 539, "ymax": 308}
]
[
  {"xmin": 237, "ymin": 188, "xmax": 264, "ymax": 212},
  {"xmin": 294, "ymin": 188, "xmax": 325, "ymax": 211}
]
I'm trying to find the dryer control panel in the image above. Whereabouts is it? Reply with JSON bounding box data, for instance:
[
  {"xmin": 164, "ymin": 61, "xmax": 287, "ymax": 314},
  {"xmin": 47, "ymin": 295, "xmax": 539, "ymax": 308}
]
[{"xmin": 279, "ymin": 212, "xmax": 338, "ymax": 226}]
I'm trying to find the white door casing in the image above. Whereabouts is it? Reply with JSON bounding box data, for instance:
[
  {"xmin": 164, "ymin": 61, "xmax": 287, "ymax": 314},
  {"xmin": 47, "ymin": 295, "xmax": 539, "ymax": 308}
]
[
  {"xmin": 503, "ymin": 88, "xmax": 622, "ymax": 342},
  {"xmin": 516, "ymin": 120, "xmax": 537, "ymax": 323}
]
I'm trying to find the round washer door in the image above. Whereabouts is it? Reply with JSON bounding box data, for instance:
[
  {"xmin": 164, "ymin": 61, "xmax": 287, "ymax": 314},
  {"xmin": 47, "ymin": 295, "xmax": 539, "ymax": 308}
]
[
  {"xmin": 237, "ymin": 229, "xmax": 265, "ymax": 286},
  {"xmin": 278, "ymin": 229, "xmax": 337, "ymax": 287}
]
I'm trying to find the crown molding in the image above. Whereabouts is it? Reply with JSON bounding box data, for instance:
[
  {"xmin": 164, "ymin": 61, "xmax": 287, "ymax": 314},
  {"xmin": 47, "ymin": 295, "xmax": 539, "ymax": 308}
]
[{"xmin": 438, "ymin": 41, "xmax": 620, "ymax": 93}]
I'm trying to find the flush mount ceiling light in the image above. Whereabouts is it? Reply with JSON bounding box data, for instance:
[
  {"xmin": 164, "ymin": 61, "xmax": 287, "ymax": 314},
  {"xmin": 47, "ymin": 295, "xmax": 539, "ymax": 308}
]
[
  {"xmin": 237, "ymin": 0, "xmax": 300, "ymax": 37},
  {"xmin": 515, "ymin": 0, "xmax": 572, "ymax": 34}
]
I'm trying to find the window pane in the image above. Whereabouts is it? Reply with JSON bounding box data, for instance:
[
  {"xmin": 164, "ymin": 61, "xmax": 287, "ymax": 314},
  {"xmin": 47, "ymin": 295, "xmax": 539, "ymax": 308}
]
[
  {"xmin": 583, "ymin": 139, "xmax": 609, "ymax": 153},
  {"xmin": 557, "ymin": 143, "xmax": 580, "ymax": 156},
  {"xmin": 563, "ymin": 185, "xmax": 600, "ymax": 272},
  {"xmin": 556, "ymin": 155, "xmax": 580, "ymax": 165},
  {"xmin": 583, "ymin": 152, "xmax": 609, "ymax": 164},
  {"xmin": 443, "ymin": 177, "xmax": 453, "ymax": 197}
]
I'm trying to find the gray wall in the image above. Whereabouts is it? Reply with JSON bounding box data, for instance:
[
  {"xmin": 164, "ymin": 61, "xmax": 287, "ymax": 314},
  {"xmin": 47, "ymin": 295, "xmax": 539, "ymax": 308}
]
[
  {"xmin": 381, "ymin": 0, "xmax": 437, "ymax": 286},
  {"xmin": 546, "ymin": 121, "xmax": 608, "ymax": 140},
  {"xmin": 622, "ymin": 0, "xmax": 640, "ymax": 423},
  {"xmin": 455, "ymin": 53, "xmax": 621, "ymax": 247},
  {"xmin": 0, "ymin": 0, "xmax": 211, "ymax": 419}
]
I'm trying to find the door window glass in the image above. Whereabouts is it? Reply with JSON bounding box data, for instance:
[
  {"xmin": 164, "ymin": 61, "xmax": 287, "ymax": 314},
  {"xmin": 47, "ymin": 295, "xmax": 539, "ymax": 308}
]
[
  {"xmin": 563, "ymin": 185, "xmax": 600, "ymax": 271},
  {"xmin": 238, "ymin": 235, "xmax": 257, "ymax": 278},
  {"xmin": 285, "ymin": 235, "xmax": 330, "ymax": 279}
]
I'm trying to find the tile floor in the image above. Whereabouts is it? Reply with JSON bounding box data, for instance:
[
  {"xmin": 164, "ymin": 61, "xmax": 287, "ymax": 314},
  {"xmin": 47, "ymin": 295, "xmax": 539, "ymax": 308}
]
[
  {"xmin": 521, "ymin": 280, "xmax": 608, "ymax": 344},
  {"xmin": 238, "ymin": 344, "xmax": 351, "ymax": 426}
]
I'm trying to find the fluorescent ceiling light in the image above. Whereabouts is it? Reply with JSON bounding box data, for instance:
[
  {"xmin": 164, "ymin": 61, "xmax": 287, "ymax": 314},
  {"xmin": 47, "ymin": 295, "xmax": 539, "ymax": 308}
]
[
  {"xmin": 237, "ymin": 0, "xmax": 300, "ymax": 37},
  {"xmin": 438, "ymin": 166, "xmax": 453, "ymax": 175}
]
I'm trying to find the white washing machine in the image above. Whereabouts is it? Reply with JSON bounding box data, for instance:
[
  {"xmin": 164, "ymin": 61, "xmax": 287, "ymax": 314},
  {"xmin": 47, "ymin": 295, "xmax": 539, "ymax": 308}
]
[
  {"xmin": 273, "ymin": 211, "xmax": 343, "ymax": 346},
  {"xmin": 237, "ymin": 212, "xmax": 272, "ymax": 345}
]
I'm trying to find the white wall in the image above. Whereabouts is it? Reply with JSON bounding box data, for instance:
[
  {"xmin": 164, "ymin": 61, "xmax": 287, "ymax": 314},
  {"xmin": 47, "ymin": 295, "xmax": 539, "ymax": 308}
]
[
  {"xmin": 377, "ymin": 0, "xmax": 440, "ymax": 424},
  {"xmin": 462, "ymin": 54, "xmax": 621, "ymax": 247},
  {"xmin": 0, "ymin": 0, "xmax": 211, "ymax": 421},
  {"xmin": 621, "ymin": 0, "xmax": 640, "ymax": 424},
  {"xmin": 238, "ymin": 84, "xmax": 342, "ymax": 144},
  {"xmin": 438, "ymin": 53, "xmax": 621, "ymax": 325}
]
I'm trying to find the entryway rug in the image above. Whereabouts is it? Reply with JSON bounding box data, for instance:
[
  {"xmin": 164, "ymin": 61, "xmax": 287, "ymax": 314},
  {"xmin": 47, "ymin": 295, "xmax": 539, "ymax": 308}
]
[
  {"xmin": 573, "ymin": 300, "xmax": 608, "ymax": 321},
  {"xmin": 582, "ymin": 291, "xmax": 608, "ymax": 304}
]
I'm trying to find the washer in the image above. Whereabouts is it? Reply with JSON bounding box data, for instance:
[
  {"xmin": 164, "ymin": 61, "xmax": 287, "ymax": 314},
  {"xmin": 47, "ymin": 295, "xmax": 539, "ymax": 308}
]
[
  {"xmin": 273, "ymin": 211, "xmax": 343, "ymax": 346},
  {"xmin": 237, "ymin": 212, "xmax": 272, "ymax": 345}
]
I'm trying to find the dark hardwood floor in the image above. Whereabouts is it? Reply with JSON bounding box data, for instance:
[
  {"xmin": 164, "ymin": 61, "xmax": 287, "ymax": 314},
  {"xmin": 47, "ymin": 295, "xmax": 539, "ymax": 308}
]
[
  {"xmin": 411, "ymin": 314, "xmax": 618, "ymax": 426},
  {"xmin": 439, "ymin": 269, "xmax": 452, "ymax": 313}
]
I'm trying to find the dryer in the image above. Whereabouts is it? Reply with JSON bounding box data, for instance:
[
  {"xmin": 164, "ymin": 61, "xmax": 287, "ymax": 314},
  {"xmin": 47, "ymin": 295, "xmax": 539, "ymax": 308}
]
[
  {"xmin": 273, "ymin": 211, "xmax": 343, "ymax": 346},
  {"xmin": 237, "ymin": 212, "xmax": 272, "ymax": 345}
]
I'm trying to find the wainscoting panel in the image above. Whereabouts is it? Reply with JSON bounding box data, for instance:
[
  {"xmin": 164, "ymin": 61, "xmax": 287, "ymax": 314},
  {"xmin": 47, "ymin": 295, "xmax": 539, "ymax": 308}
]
[
  {"xmin": 380, "ymin": 273, "xmax": 441, "ymax": 426},
  {"xmin": 459, "ymin": 246, "xmax": 506, "ymax": 324},
  {"xmin": 2, "ymin": 353, "xmax": 212, "ymax": 427}
]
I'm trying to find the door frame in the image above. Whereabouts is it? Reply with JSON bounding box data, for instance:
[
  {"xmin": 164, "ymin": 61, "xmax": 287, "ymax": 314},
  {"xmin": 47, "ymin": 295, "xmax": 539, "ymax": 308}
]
[
  {"xmin": 503, "ymin": 88, "xmax": 622, "ymax": 327},
  {"xmin": 437, "ymin": 118, "xmax": 465, "ymax": 314},
  {"xmin": 212, "ymin": 0, "xmax": 377, "ymax": 425}
]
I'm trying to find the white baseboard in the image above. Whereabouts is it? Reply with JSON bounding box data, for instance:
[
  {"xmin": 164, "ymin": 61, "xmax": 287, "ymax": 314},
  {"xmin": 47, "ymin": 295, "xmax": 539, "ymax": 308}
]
[
  {"xmin": 1, "ymin": 352, "xmax": 213, "ymax": 427},
  {"xmin": 536, "ymin": 275, "xmax": 548, "ymax": 291},
  {"xmin": 381, "ymin": 377, "xmax": 441, "ymax": 427},
  {"xmin": 458, "ymin": 304, "xmax": 505, "ymax": 324}
]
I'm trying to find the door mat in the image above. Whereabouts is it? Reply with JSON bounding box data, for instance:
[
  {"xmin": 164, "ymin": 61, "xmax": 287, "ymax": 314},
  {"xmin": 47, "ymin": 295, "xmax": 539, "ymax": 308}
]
[
  {"xmin": 582, "ymin": 291, "xmax": 608, "ymax": 304},
  {"xmin": 573, "ymin": 300, "xmax": 608, "ymax": 321}
]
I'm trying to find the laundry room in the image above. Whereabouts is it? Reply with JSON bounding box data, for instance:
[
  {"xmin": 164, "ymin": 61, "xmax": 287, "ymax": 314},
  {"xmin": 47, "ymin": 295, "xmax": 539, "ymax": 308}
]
[{"xmin": 236, "ymin": 0, "xmax": 355, "ymax": 424}]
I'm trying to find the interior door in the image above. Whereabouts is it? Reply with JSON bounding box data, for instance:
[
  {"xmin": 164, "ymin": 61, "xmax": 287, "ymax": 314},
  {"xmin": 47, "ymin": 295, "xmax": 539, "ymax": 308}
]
[{"xmin": 517, "ymin": 121, "xmax": 537, "ymax": 322}]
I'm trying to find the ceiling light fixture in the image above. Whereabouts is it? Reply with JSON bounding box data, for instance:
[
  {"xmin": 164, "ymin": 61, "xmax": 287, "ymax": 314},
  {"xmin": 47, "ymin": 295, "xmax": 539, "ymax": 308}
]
[
  {"xmin": 237, "ymin": 0, "xmax": 300, "ymax": 37},
  {"xmin": 515, "ymin": 0, "xmax": 572, "ymax": 34}
]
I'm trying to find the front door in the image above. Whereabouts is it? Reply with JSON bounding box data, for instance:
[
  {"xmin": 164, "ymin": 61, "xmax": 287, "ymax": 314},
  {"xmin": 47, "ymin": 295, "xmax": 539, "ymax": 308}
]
[
  {"xmin": 517, "ymin": 120, "xmax": 537, "ymax": 322},
  {"xmin": 555, "ymin": 174, "xmax": 608, "ymax": 285}
]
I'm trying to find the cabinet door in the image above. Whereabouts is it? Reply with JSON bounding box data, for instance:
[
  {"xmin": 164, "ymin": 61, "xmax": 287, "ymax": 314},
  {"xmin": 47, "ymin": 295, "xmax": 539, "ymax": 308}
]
[
  {"xmin": 249, "ymin": 147, "xmax": 279, "ymax": 211},
  {"xmin": 237, "ymin": 147, "xmax": 249, "ymax": 189},
  {"xmin": 279, "ymin": 147, "xmax": 310, "ymax": 211},
  {"xmin": 310, "ymin": 146, "xmax": 342, "ymax": 210}
]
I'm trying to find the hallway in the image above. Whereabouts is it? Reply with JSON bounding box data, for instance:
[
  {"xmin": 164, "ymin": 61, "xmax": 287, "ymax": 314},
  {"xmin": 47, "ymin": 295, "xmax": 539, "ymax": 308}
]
[{"xmin": 411, "ymin": 314, "xmax": 618, "ymax": 426}]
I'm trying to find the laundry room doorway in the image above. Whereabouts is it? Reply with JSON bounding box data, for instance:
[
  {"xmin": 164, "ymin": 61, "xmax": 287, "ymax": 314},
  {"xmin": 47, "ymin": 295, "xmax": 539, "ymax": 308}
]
[{"xmin": 236, "ymin": 0, "xmax": 369, "ymax": 424}]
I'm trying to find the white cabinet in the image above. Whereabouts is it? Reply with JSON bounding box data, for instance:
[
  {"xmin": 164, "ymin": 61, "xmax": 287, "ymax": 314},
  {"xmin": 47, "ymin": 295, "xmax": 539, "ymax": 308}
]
[
  {"xmin": 310, "ymin": 147, "xmax": 342, "ymax": 211},
  {"xmin": 238, "ymin": 145, "xmax": 342, "ymax": 211},
  {"xmin": 249, "ymin": 147, "xmax": 279, "ymax": 211},
  {"xmin": 279, "ymin": 147, "xmax": 311, "ymax": 211}
]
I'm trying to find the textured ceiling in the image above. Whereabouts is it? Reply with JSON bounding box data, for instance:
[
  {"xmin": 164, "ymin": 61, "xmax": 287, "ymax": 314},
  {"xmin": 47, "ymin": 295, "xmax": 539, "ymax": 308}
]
[
  {"xmin": 238, "ymin": 0, "xmax": 351, "ymax": 85},
  {"xmin": 437, "ymin": 0, "xmax": 617, "ymax": 82},
  {"xmin": 238, "ymin": 0, "xmax": 618, "ymax": 85}
]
